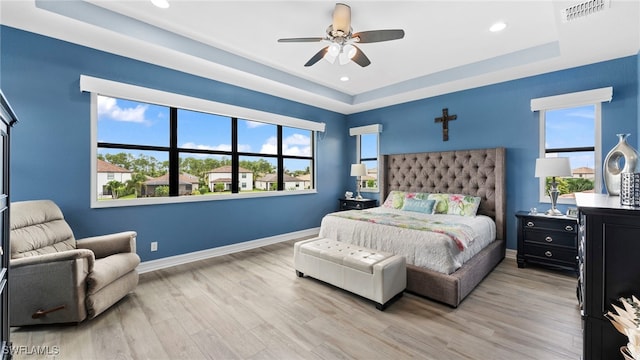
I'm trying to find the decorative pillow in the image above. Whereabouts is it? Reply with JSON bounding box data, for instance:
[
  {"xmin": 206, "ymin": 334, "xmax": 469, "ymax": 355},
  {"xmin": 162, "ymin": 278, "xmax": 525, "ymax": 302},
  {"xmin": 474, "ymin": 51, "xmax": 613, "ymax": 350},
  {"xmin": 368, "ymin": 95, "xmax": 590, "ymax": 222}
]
[
  {"xmin": 382, "ymin": 191, "xmax": 407, "ymax": 209},
  {"xmin": 428, "ymin": 193, "xmax": 481, "ymax": 216},
  {"xmin": 401, "ymin": 198, "xmax": 436, "ymax": 214},
  {"xmin": 383, "ymin": 191, "xmax": 431, "ymax": 209}
]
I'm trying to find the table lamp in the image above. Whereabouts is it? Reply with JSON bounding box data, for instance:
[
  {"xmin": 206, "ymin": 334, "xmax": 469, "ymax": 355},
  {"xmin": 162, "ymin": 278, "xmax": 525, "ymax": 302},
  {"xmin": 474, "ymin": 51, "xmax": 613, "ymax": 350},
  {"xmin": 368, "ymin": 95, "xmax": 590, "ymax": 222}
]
[
  {"xmin": 350, "ymin": 163, "xmax": 367, "ymax": 199},
  {"xmin": 535, "ymin": 157, "xmax": 572, "ymax": 216}
]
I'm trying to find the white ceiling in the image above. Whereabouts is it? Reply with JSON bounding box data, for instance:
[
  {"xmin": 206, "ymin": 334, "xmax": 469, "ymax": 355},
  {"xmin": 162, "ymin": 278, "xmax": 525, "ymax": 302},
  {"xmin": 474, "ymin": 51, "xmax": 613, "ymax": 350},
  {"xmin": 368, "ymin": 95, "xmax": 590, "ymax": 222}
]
[{"xmin": 1, "ymin": 0, "xmax": 639, "ymax": 114}]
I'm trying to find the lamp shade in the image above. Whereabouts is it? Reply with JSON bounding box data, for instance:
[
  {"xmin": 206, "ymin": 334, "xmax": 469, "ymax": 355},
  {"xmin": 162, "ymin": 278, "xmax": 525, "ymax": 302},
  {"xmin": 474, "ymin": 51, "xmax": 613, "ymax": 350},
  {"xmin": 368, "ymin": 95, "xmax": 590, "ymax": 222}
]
[
  {"xmin": 535, "ymin": 157, "xmax": 572, "ymax": 178},
  {"xmin": 350, "ymin": 163, "xmax": 367, "ymax": 177}
]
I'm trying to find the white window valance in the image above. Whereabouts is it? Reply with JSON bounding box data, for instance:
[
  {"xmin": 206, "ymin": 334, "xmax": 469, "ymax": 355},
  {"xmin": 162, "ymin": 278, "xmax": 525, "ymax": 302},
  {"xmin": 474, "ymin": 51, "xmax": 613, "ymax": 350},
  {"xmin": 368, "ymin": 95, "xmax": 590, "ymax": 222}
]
[
  {"xmin": 530, "ymin": 87, "xmax": 613, "ymax": 111},
  {"xmin": 80, "ymin": 75, "xmax": 326, "ymax": 132},
  {"xmin": 349, "ymin": 124, "xmax": 382, "ymax": 136}
]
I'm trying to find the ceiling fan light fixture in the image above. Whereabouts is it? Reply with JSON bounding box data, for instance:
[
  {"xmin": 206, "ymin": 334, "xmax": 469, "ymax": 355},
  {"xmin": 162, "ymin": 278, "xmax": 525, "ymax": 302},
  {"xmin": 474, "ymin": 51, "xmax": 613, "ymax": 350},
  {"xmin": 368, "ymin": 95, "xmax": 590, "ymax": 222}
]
[
  {"xmin": 338, "ymin": 44, "xmax": 357, "ymax": 65},
  {"xmin": 325, "ymin": 54, "xmax": 337, "ymax": 64},
  {"xmin": 328, "ymin": 43, "xmax": 341, "ymax": 57},
  {"xmin": 344, "ymin": 44, "xmax": 357, "ymax": 59},
  {"xmin": 332, "ymin": 3, "xmax": 351, "ymax": 35}
]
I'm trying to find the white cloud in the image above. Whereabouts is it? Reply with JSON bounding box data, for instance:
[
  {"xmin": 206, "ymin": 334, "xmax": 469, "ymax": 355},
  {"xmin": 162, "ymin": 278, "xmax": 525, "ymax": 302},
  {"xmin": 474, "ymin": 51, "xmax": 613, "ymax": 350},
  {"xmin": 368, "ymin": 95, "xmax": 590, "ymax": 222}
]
[
  {"xmin": 245, "ymin": 120, "xmax": 267, "ymax": 128},
  {"xmin": 181, "ymin": 143, "xmax": 252, "ymax": 152},
  {"xmin": 182, "ymin": 142, "xmax": 228, "ymax": 151},
  {"xmin": 97, "ymin": 96, "xmax": 148, "ymax": 123},
  {"xmin": 260, "ymin": 134, "xmax": 311, "ymax": 156},
  {"xmin": 260, "ymin": 137, "xmax": 278, "ymax": 154}
]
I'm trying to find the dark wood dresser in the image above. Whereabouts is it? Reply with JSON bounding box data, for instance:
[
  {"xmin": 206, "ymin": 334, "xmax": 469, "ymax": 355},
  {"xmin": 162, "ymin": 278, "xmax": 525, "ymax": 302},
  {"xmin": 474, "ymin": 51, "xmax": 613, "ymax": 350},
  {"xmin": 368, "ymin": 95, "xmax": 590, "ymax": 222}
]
[
  {"xmin": 516, "ymin": 211, "xmax": 578, "ymax": 272},
  {"xmin": 0, "ymin": 90, "xmax": 18, "ymax": 359},
  {"xmin": 576, "ymin": 193, "xmax": 640, "ymax": 360},
  {"xmin": 338, "ymin": 198, "xmax": 377, "ymax": 211}
]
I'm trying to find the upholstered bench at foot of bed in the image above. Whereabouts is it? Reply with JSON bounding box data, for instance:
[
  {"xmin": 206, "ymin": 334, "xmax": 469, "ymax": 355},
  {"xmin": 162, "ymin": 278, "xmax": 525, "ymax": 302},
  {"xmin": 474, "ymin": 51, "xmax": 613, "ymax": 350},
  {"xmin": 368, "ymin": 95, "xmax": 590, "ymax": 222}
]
[{"xmin": 293, "ymin": 237, "xmax": 406, "ymax": 310}]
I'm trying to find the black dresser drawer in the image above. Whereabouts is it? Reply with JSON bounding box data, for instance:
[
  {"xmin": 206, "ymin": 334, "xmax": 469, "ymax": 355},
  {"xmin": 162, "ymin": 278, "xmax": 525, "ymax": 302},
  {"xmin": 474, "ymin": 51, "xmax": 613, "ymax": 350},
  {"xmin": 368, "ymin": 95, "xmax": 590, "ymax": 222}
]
[
  {"xmin": 522, "ymin": 243, "xmax": 577, "ymax": 265},
  {"xmin": 522, "ymin": 217, "xmax": 577, "ymax": 233},
  {"xmin": 523, "ymin": 229, "xmax": 577, "ymax": 248}
]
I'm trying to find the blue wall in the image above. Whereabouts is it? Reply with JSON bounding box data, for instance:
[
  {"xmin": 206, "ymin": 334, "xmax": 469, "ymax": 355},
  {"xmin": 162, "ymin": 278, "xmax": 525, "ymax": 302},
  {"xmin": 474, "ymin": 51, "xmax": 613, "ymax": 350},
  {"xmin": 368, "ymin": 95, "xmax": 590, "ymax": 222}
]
[
  {"xmin": 2, "ymin": 25, "xmax": 639, "ymax": 256},
  {"xmin": 1, "ymin": 26, "xmax": 349, "ymax": 261},
  {"xmin": 347, "ymin": 55, "xmax": 639, "ymax": 250}
]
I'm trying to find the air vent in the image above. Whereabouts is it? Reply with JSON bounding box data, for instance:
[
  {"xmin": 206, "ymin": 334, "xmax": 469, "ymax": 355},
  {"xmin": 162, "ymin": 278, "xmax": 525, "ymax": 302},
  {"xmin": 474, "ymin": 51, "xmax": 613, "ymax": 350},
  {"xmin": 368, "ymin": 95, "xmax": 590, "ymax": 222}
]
[{"xmin": 561, "ymin": 0, "xmax": 610, "ymax": 22}]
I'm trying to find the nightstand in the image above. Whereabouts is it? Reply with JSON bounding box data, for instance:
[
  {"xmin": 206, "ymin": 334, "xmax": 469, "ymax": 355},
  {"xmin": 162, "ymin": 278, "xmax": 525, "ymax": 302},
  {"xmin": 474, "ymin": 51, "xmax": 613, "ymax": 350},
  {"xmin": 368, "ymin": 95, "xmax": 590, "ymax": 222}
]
[
  {"xmin": 339, "ymin": 198, "xmax": 377, "ymax": 211},
  {"xmin": 516, "ymin": 211, "xmax": 578, "ymax": 272}
]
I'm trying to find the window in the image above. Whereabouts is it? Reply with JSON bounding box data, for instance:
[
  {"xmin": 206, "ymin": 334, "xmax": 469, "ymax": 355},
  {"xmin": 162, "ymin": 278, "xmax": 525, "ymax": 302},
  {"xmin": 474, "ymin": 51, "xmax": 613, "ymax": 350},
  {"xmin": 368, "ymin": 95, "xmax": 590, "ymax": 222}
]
[
  {"xmin": 350, "ymin": 124, "xmax": 382, "ymax": 193},
  {"xmin": 83, "ymin": 75, "xmax": 325, "ymax": 207},
  {"xmin": 532, "ymin": 87, "xmax": 612, "ymax": 204}
]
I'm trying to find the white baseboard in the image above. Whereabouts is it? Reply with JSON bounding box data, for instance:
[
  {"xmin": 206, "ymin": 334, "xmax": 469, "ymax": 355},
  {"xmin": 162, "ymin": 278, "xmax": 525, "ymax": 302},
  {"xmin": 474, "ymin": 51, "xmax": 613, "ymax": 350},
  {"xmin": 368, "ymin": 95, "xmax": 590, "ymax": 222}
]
[
  {"xmin": 505, "ymin": 248, "xmax": 516, "ymax": 260},
  {"xmin": 137, "ymin": 227, "xmax": 320, "ymax": 274}
]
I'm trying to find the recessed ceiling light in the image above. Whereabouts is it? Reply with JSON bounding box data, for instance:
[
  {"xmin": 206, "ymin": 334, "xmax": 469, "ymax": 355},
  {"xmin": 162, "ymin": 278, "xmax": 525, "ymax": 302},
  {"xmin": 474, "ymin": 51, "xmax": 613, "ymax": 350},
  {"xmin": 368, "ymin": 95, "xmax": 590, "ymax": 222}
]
[
  {"xmin": 489, "ymin": 21, "xmax": 507, "ymax": 32},
  {"xmin": 151, "ymin": 0, "xmax": 170, "ymax": 9},
  {"xmin": 340, "ymin": 76, "xmax": 350, "ymax": 82}
]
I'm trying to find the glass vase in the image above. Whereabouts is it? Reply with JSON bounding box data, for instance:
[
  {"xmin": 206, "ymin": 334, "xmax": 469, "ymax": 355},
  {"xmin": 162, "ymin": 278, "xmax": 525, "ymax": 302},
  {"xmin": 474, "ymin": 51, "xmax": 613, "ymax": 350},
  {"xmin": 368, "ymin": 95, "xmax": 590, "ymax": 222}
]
[{"xmin": 604, "ymin": 134, "xmax": 640, "ymax": 196}]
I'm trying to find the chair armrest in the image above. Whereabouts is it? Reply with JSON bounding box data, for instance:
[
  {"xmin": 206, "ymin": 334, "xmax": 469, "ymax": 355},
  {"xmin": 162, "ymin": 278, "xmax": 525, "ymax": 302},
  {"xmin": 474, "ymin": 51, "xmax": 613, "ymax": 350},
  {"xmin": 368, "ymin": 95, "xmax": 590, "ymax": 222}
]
[
  {"xmin": 9, "ymin": 249, "xmax": 95, "ymax": 326},
  {"xmin": 76, "ymin": 231, "xmax": 137, "ymax": 259},
  {"xmin": 10, "ymin": 249, "xmax": 95, "ymax": 271}
]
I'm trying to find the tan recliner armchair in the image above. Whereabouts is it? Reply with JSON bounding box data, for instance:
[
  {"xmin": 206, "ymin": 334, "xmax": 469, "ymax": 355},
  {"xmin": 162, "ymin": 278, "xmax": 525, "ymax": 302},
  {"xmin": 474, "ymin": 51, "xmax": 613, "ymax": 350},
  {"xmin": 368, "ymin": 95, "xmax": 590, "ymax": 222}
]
[{"xmin": 9, "ymin": 200, "xmax": 140, "ymax": 326}]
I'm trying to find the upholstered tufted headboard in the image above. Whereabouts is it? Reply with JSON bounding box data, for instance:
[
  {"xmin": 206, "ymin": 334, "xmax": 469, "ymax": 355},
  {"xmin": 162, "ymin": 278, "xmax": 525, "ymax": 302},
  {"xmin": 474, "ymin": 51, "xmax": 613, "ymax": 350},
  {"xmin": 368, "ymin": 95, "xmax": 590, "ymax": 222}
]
[{"xmin": 382, "ymin": 147, "xmax": 506, "ymax": 241}]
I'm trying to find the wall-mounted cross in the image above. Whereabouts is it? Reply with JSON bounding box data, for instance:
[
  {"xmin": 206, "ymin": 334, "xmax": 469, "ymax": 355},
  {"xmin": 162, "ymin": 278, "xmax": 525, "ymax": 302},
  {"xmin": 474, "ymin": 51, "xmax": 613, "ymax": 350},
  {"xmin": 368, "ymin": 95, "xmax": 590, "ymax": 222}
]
[{"xmin": 434, "ymin": 108, "xmax": 457, "ymax": 141}]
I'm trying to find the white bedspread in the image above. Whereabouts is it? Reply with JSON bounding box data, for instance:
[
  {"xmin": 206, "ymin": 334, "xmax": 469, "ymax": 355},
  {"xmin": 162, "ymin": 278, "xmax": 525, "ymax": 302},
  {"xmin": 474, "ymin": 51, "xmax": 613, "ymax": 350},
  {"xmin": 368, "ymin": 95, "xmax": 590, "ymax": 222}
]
[{"xmin": 319, "ymin": 207, "xmax": 496, "ymax": 274}]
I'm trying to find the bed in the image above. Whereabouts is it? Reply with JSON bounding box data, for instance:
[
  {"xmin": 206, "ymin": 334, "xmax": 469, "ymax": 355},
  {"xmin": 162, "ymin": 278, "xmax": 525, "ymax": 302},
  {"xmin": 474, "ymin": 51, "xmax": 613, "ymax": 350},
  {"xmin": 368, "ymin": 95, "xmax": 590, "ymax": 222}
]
[{"xmin": 319, "ymin": 147, "xmax": 506, "ymax": 307}]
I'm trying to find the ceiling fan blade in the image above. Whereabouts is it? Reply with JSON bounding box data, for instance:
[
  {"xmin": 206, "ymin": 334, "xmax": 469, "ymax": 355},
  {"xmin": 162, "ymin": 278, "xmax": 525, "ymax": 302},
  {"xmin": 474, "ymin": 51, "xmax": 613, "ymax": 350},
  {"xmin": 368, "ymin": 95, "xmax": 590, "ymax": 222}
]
[
  {"xmin": 304, "ymin": 47, "xmax": 329, "ymax": 67},
  {"xmin": 351, "ymin": 45, "xmax": 371, "ymax": 67},
  {"xmin": 278, "ymin": 37, "xmax": 324, "ymax": 43},
  {"xmin": 353, "ymin": 29, "xmax": 405, "ymax": 43}
]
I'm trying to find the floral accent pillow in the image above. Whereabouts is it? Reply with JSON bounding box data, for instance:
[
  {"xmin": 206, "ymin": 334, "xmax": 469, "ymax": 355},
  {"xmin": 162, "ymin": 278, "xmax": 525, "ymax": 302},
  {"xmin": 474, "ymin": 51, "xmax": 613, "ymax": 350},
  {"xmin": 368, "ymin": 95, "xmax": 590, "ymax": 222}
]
[
  {"xmin": 382, "ymin": 191, "xmax": 407, "ymax": 209},
  {"xmin": 428, "ymin": 193, "xmax": 482, "ymax": 216},
  {"xmin": 382, "ymin": 191, "xmax": 430, "ymax": 209},
  {"xmin": 401, "ymin": 198, "xmax": 436, "ymax": 214}
]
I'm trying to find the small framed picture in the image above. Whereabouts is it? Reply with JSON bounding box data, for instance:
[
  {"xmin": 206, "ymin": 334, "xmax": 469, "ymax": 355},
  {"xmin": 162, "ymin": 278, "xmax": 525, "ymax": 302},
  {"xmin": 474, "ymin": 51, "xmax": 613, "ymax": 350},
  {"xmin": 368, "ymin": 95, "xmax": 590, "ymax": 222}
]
[{"xmin": 566, "ymin": 207, "xmax": 578, "ymax": 218}]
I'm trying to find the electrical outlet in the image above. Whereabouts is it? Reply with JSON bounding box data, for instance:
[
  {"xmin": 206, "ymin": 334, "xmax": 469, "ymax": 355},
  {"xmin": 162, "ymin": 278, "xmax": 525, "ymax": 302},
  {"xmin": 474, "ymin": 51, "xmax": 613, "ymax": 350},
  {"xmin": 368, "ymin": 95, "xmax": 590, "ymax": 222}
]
[{"xmin": 150, "ymin": 242, "xmax": 158, "ymax": 252}]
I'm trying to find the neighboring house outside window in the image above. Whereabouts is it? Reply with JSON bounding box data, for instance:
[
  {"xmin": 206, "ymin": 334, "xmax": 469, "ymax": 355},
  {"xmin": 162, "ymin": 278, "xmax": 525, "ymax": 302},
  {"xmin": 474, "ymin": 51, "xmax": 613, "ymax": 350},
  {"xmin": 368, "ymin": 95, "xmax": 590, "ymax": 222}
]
[
  {"xmin": 532, "ymin": 87, "xmax": 612, "ymax": 204},
  {"xmin": 350, "ymin": 124, "xmax": 382, "ymax": 193},
  {"xmin": 97, "ymin": 159, "xmax": 132, "ymax": 198},
  {"xmin": 206, "ymin": 166, "xmax": 254, "ymax": 192}
]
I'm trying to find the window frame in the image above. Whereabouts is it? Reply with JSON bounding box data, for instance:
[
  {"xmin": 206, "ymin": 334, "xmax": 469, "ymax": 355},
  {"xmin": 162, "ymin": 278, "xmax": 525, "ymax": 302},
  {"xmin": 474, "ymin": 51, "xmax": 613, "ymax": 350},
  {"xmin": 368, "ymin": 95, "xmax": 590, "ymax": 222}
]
[
  {"xmin": 532, "ymin": 87, "xmax": 612, "ymax": 205},
  {"xmin": 350, "ymin": 124, "xmax": 382, "ymax": 194},
  {"xmin": 84, "ymin": 76, "xmax": 325, "ymax": 208}
]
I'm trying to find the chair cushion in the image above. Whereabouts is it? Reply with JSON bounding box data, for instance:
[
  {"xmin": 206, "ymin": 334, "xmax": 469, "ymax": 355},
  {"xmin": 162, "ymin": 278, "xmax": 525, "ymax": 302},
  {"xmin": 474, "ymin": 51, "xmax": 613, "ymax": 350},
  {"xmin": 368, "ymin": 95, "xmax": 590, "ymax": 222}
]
[
  {"xmin": 86, "ymin": 253, "xmax": 141, "ymax": 294},
  {"xmin": 11, "ymin": 200, "xmax": 76, "ymax": 259}
]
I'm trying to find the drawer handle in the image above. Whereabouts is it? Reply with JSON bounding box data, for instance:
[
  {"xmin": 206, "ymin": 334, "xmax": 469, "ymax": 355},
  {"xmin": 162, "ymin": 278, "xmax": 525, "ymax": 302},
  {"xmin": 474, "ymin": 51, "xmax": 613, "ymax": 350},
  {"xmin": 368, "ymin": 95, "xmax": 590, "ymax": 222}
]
[
  {"xmin": 565, "ymin": 225, "xmax": 574, "ymax": 232},
  {"xmin": 526, "ymin": 221, "xmax": 535, "ymax": 227},
  {"xmin": 545, "ymin": 251, "xmax": 553, "ymax": 258},
  {"xmin": 545, "ymin": 236, "xmax": 553, "ymax": 243},
  {"xmin": 356, "ymin": 204, "xmax": 361, "ymax": 209}
]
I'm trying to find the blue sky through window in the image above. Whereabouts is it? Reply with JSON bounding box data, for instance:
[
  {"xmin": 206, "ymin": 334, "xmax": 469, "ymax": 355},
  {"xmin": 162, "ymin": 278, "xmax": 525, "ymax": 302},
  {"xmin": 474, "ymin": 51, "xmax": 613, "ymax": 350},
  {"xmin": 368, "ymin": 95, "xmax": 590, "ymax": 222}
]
[
  {"xmin": 97, "ymin": 96, "xmax": 312, "ymax": 172},
  {"xmin": 545, "ymin": 105, "xmax": 595, "ymax": 169}
]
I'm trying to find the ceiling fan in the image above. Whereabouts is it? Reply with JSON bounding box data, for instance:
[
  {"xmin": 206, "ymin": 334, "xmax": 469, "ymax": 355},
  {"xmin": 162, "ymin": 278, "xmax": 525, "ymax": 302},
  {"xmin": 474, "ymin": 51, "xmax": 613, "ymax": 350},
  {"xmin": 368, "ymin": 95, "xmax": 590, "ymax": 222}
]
[{"xmin": 277, "ymin": 3, "xmax": 405, "ymax": 67}]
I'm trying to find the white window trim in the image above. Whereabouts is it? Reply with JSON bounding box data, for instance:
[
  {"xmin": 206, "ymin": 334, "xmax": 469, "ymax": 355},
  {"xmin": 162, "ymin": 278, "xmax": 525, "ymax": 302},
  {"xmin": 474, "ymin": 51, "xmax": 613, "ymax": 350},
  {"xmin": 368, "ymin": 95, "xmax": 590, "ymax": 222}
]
[
  {"xmin": 84, "ymin": 76, "xmax": 321, "ymax": 209},
  {"xmin": 350, "ymin": 124, "xmax": 382, "ymax": 194},
  {"xmin": 532, "ymin": 87, "xmax": 611, "ymax": 204},
  {"xmin": 81, "ymin": 75, "xmax": 326, "ymax": 132}
]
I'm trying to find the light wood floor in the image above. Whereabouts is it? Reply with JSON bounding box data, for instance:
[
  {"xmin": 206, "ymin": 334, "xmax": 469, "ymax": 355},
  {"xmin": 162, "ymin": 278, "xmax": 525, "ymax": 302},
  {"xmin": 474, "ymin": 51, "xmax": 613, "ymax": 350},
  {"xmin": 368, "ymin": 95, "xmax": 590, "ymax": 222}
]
[{"xmin": 10, "ymin": 240, "xmax": 583, "ymax": 360}]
